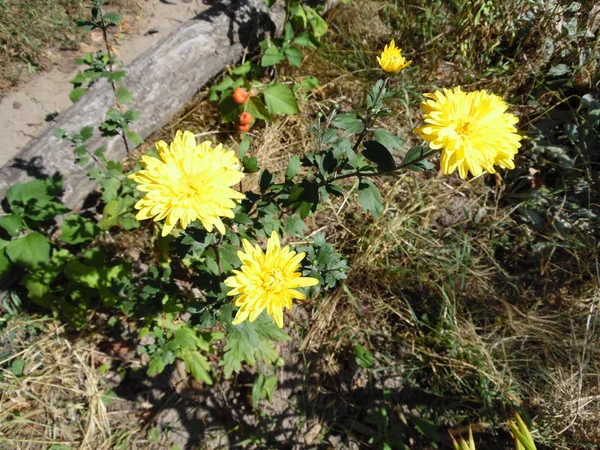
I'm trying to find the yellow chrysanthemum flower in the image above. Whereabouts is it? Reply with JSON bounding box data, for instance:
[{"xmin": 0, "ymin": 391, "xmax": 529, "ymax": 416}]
[
  {"xmin": 415, "ymin": 87, "xmax": 522, "ymax": 179},
  {"xmin": 377, "ymin": 39, "xmax": 412, "ymax": 73},
  {"xmin": 129, "ymin": 130, "xmax": 245, "ymax": 237},
  {"xmin": 225, "ymin": 232, "xmax": 319, "ymax": 328}
]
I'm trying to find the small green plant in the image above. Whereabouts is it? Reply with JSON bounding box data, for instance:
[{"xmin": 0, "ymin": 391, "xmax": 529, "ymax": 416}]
[{"xmin": 210, "ymin": 1, "xmax": 327, "ymax": 132}]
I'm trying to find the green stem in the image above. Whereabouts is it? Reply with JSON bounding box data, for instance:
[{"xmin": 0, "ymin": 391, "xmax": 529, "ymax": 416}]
[
  {"xmin": 352, "ymin": 77, "xmax": 388, "ymax": 154},
  {"xmin": 329, "ymin": 148, "xmax": 438, "ymax": 183}
]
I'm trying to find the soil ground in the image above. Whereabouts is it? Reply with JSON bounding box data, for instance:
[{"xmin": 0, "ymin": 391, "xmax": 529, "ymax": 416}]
[{"xmin": 0, "ymin": 0, "xmax": 205, "ymax": 167}]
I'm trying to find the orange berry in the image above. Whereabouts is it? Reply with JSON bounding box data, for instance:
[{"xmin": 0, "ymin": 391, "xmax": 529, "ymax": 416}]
[
  {"xmin": 239, "ymin": 112, "xmax": 253, "ymax": 125},
  {"xmin": 232, "ymin": 87, "xmax": 249, "ymax": 104},
  {"xmin": 237, "ymin": 123, "xmax": 250, "ymax": 132}
]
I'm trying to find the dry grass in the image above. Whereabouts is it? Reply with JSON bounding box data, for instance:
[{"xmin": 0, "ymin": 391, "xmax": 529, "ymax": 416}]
[
  {"xmin": 0, "ymin": 0, "xmax": 143, "ymax": 93},
  {"xmin": 0, "ymin": 317, "xmax": 150, "ymax": 450}
]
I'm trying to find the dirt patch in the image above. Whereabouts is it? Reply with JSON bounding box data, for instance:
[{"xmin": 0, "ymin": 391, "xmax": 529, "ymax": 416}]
[{"xmin": 0, "ymin": 0, "xmax": 206, "ymax": 167}]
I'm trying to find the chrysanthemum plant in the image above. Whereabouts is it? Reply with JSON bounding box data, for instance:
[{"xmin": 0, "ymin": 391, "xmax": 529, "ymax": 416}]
[{"xmin": 0, "ymin": 33, "xmax": 522, "ymax": 397}]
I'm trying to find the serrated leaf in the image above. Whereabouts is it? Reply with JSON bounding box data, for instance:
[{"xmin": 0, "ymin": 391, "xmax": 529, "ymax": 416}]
[
  {"xmin": 181, "ymin": 348, "xmax": 212, "ymax": 384},
  {"xmin": 171, "ymin": 327, "xmax": 197, "ymax": 350},
  {"xmin": 263, "ymin": 83, "xmax": 299, "ymax": 115},
  {"xmin": 358, "ymin": 180, "xmax": 383, "ymax": 219},
  {"xmin": 79, "ymin": 126, "xmax": 94, "ymax": 141},
  {"xmin": 98, "ymin": 200, "xmax": 120, "ymax": 230},
  {"xmin": 363, "ymin": 140, "xmax": 396, "ymax": 172},
  {"xmin": 332, "ymin": 113, "xmax": 363, "ymax": 135},
  {"xmin": 126, "ymin": 130, "xmax": 143, "ymax": 147},
  {"xmin": 116, "ymin": 86, "xmax": 132, "ymax": 104},
  {"xmin": 284, "ymin": 214, "xmax": 307, "ymax": 237},
  {"xmin": 221, "ymin": 313, "xmax": 288, "ymax": 378},
  {"xmin": 5, "ymin": 232, "xmax": 51, "ymax": 270}
]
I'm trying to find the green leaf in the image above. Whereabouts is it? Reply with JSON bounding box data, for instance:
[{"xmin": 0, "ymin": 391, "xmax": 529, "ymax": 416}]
[
  {"xmin": 238, "ymin": 138, "xmax": 251, "ymax": 161},
  {"xmin": 69, "ymin": 87, "xmax": 87, "ymax": 102},
  {"xmin": 354, "ymin": 344, "xmax": 375, "ymax": 368},
  {"xmin": 219, "ymin": 94, "xmax": 243, "ymax": 124},
  {"xmin": 332, "ymin": 113, "xmax": 363, "ymax": 135},
  {"xmin": 98, "ymin": 200, "xmax": 120, "ymax": 230},
  {"xmin": 289, "ymin": 3, "xmax": 307, "ymax": 29},
  {"xmin": 10, "ymin": 358, "xmax": 25, "ymax": 376},
  {"xmin": 261, "ymin": 47, "xmax": 286, "ymax": 67},
  {"xmin": 5, "ymin": 232, "xmax": 51, "ymax": 270},
  {"xmin": 285, "ymin": 155, "xmax": 301, "ymax": 180},
  {"xmin": 373, "ymin": 128, "xmax": 404, "ymax": 152},
  {"xmin": 263, "ymin": 83, "xmax": 299, "ymax": 115},
  {"xmin": 232, "ymin": 61, "xmax": 252, "ymax": 75},
  {"xmin": 304, "ymin": 6, "xmax": 328, "ymax": 37},
  {"xmin": 213, "ymin": 76, "xmax": 234, "ymax": 91},
  {"xmin": 300, "ymin": 76, "xmax": 320, "ymax": 91},
  {"xmin": 126, "ymin": 130, "xmax": 143, "ymax": 147},
  {"xmin": 288, "ymin": 181, "xmax": 319, "ymax": 219},
  {"xmin": 259, "ymin": 169, "xmax": 275, "ymax": 193},
  {"xmin": 252, "ymin": 373, "xmax": 278, "ymax": 408},
  {"xmin": 293, "ymin": 31, "xmax": 319, "ymax": 48},
  {"xmin": 171, "ymin": 327, "xmax": 198, "ymax": 350},
  {"xmin": 221, "ymin": 313, "xmax": 288, "ymax": 378},
  {"xmin": 284, "ymin": 215, "xmax": 307, "ymax": 238},
  {"xmin": 0, "ymin": 244, "xmax": 12, "ymax": 279},
  {"xmin": 0, "ymin": 214, "xmax": 24, "ymax": 237},
  {"xmin": 403, "ymin": 145, "xmax": 435, "ymax": 171},
  {"xmin": 246, "ymin": 96, "xmax": 271, "ymax": 121},
  {"xmin": 116, "ymin": 86, "xmax": 133, "ymax": 104},
  {"xmin": 102, "ymin": 12, "xmax": 122, "ymax": 26},
  {"xmin": 242, "ymin": 156, "xmax": 259, "ymax": 173},
  {"xmin": 285, "ymin": 47, "xmax": 302, "ymax": 67},
  {"xmin": 363, "ymin": 140, "xmax": 396, "ymax": 172},
  {"xmin": 61, "ymin": 215, "xmax": 100, "ymax": 245},
  {"xmin": 79, "ymin": 126, "xmax": 94, "ymax": 141},
  {"xmin": 358, "ymin": 180, "xmax": 383, "ymax": 219},
  {"xmin": 181, "ymin": 348, "xmax": 212, "ymax": 385}
]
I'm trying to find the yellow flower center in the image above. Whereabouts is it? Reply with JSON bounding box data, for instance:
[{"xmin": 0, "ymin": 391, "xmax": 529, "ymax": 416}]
[
  {"xmin": 455, "ymin": 119, "xmax": 475, "ymax": 137},
  {"xmin": 180, "ymin": 174, "xmax": 205, "ymax": 197},
  {"xmin": 263, "ymin": 268, "xmax": 286, "ymax": 293}
]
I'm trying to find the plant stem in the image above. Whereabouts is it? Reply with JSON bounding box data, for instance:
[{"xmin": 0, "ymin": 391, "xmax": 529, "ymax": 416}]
[
  {"xmin": 352, "ymin": 77, "xmax": 388, "ymax": 154},
  {"xmin": 99, "ymin": 9, "xmax": 130, "ymax": 155},
  {"xmin": 329, "ymin": 148, "xmax": 438, "ymax": 183}
]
